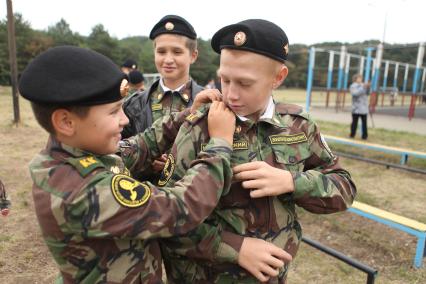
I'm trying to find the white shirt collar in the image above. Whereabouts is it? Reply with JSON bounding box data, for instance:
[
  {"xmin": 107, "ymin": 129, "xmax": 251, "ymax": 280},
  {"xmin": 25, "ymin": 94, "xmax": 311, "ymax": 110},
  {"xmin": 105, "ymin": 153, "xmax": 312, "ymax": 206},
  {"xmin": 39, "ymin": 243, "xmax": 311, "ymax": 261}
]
[
  {"xmin": 160, "ymin": 78, "xmax": 186, "ymax": 93},
  {"xmin": 237, "ymin": 96, "xmax": 275, "ymax": 122}
]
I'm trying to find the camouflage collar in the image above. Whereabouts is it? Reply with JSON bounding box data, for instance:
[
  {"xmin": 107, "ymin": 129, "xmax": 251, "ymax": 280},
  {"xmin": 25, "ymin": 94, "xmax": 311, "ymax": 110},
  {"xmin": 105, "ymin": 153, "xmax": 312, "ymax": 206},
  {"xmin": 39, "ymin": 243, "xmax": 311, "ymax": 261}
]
[
  {"xmin": 48, "ymin": 136, "xmax": 97, "ymax": 158},
  {"xmin": 156, "ymin": 79, "xmax": 192, "ymax": 102}
]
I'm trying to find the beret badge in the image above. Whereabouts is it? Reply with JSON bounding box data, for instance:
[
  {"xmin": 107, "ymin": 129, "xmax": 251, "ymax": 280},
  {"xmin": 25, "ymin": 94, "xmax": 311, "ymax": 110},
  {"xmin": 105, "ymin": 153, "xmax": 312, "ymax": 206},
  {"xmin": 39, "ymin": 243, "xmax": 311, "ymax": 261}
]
[
  {"xmin": 283, "ymin": 44, "xmax": 289, "ymax": 56},
  {"xmin": 234, "ymin": 31, "xmax": 247, "ymax": 46},
  {"xmin": 165, "ymin": 22, "xmax": 174, "ymax": 31}
]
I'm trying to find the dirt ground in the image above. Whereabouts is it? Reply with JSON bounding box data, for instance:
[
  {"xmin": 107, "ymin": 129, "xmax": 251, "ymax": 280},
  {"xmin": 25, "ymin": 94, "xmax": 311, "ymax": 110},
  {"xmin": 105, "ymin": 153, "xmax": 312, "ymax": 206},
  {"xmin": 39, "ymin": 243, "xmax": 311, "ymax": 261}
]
[{"xmin": 1, "ymin": 88, "xmax": 425, "ymax": 283}]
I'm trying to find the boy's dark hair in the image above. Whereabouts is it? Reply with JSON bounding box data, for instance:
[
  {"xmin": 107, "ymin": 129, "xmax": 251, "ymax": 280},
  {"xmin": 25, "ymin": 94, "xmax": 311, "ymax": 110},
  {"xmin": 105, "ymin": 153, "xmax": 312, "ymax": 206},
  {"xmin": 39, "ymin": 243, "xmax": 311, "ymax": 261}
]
[{"xmin": 31, "ymin": 102, "xmax": 91, "ymax": 134}]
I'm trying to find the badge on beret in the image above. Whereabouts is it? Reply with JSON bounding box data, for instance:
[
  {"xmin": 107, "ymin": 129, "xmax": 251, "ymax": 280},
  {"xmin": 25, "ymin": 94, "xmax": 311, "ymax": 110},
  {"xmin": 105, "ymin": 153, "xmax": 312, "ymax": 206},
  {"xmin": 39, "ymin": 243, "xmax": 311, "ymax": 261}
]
[
  {"xmin": 165, "ymin": 22, "xmax": 174, "ymax": 31},
  {"xmin": 111, "ymin": 174, "xmax": 151, "ymax": 208},
  {"xmin": 283, "ymin": 44, "xmax": 289, "ymax": 56},
  {"xmin": 158, "ymin": 154, "xmax": 175, "ymax": 186},
  {"xmin": 132, "ymin": 64, "xmax": 136, "ymax": 69},
  {"xmin": 234, "ymin": 31, "xmax": 247, "ymax": 46}
]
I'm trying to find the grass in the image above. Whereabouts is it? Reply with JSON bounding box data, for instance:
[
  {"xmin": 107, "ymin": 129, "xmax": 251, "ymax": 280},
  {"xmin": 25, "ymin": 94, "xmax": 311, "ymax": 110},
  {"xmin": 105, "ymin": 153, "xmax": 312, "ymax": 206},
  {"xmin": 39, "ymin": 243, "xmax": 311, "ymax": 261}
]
[{"xmin": 0, "ymin": 86, "xmax": 425, "ymax": 283}]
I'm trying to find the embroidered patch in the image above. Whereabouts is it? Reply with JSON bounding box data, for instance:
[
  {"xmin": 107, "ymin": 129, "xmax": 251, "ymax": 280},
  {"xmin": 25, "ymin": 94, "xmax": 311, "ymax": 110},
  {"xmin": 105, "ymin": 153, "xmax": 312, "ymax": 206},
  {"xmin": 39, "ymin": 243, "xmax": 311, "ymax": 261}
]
[
  {"xmin": 152, "ymin": 103, "xmax": 163, "ymax": 111},
  {"xmin": 79, "ymin": 156, "xmax": 98, "ymax": 168},
  {"xmin": 233, "ymin": 140, "xmax": 249, "ymax": 150},
  {"xmin": 158, "ymin": 154, "xmax": 175, "ymax": 186},
  {"xmin": 269, "ymin": 133, "xmax": 308, "ymax": 145},
  {"xmin": 185, "ymin": 113, "xmax": 199, "ymax": 123},
  {"xmin": 111, "ymin": 174, "xmax": 151, "ymax": 208}
]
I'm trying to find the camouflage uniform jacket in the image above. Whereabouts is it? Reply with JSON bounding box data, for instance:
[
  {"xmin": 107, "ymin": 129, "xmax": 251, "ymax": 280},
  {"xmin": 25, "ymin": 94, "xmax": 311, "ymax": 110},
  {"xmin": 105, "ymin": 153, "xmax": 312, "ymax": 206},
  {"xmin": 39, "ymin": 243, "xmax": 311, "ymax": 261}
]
[
  {"xmin": 159, "ymin": 101, "xmax": 357, "ymax": 283},
  {"xmin": 122, "ymin": 79, "xmax": 203, "ymax": 138},
  {"xmin": 29, "ymin": 111, "xmax": 233, "ymax": 284}
]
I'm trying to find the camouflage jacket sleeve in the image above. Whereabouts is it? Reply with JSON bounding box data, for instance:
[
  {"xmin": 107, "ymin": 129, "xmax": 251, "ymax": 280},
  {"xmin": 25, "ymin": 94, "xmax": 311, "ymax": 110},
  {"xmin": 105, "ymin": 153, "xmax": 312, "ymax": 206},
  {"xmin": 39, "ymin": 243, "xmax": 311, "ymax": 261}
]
[
  {"xmin": 288, "ymin": 116, "xmax": 357, "ymax": 213},
  {"xmin": 159, "ymin": 112, "xmax": 243, "ymax": 264},
  {"xmin": 121, "ymin": 108, "xmax": 191, "ymax": 176},
  {"xmin": 32, "ymin": 137, "xmax": 232, "ymax": 241}
]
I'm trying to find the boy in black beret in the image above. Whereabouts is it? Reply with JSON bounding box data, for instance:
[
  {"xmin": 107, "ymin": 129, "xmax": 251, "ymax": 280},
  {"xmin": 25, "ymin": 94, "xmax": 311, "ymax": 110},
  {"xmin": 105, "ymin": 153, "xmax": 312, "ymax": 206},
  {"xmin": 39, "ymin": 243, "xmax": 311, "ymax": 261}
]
[
  {"xmin": 127, "ymin": 69, "xmax": 145, "ymax": 95},
  {"xmin": 18, "ymin": 45, "xmax": 243, "ymax": 283},
  {"xmin": 121, "ymin": 58, "xmax": 138, "ymax": 74},
  {"xmin": 159, "ymin": 19, "xmax": 356, "ymax": 283},
  {"xmin": 122, "ymin": 14, "xmax": 217, "ymax": 181}
]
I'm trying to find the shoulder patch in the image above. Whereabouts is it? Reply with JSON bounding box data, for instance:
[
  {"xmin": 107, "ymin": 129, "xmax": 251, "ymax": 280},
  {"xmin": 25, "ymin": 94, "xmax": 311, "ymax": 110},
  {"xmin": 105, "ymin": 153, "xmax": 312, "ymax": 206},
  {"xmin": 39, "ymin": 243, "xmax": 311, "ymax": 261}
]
[
  {"xmin": 275, "ymin": 103, "xmax": 311, "ymax": 120},
  {"xmin": 66, "ymin": 156, "xmax": 105, "ymax": 177},
  {"xmin": 158, "ymin": 154, "xmax": 176, "ymax": 186},
  {"xmin": 111, "ymin": 174, "xmax": 151, "ymax": 208},
  {"xmin": 184, "ymin": 104, "xmax": 209, "ymax": 125}
]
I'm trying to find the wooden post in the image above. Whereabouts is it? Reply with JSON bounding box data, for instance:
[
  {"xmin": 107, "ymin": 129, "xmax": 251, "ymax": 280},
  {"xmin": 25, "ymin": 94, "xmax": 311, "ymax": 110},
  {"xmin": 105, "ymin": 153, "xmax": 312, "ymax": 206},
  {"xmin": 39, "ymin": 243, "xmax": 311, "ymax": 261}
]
[{"xmin": 6, "ymin": 0, "xmax": 20, "ymax": 125}]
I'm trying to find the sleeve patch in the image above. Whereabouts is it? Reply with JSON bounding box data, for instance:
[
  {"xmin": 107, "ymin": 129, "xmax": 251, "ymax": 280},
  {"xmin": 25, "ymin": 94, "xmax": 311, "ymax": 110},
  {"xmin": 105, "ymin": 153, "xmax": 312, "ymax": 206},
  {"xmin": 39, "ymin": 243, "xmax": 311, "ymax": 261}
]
[
  {"xmin": 111, "ymin": 174, "xmax": 151, "ymax": 208},
  {"xmin": 158, "ymin": 154, "xmax": 176, "ymax": 186}
]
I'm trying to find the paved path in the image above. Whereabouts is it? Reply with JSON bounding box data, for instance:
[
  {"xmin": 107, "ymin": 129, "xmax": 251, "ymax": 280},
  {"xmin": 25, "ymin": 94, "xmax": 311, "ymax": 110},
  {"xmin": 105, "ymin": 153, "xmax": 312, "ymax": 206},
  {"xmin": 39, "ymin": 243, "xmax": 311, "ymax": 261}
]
[{"xmin": 308, "ymin": 106, "xmax": 426, "ymax": 135}]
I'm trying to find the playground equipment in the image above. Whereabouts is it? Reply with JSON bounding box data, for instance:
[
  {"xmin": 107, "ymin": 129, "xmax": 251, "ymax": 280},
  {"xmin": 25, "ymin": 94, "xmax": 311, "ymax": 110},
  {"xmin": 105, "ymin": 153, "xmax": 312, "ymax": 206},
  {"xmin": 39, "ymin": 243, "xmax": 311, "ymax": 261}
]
[{"xmin": 305, "ymin": 43, "xmax": 425, "ymax": 120}]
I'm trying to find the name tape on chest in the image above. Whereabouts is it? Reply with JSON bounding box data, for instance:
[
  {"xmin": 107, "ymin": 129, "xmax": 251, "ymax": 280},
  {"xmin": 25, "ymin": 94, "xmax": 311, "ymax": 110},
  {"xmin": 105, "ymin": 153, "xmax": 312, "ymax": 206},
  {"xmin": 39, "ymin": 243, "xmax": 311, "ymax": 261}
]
[
  {"xmin": 151, "ymin": 103, "xmax": 163, "ymax": 111},
  {"xmin": 201, "ymin": 140, "xmax": 248, "ymax": 151},
  {"xmin": 269, "ymin": 133, "xmax": 308, "ymax": 145}
]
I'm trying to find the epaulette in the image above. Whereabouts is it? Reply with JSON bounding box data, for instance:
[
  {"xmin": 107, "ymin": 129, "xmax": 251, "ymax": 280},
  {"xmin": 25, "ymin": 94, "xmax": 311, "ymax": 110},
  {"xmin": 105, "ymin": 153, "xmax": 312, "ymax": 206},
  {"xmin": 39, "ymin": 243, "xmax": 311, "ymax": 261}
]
[
  {"xmin": 184, "ymin": 104, "xmax": 209, "ymax": 125},
  {"xmin": 275, "ymin": 102, "xmax": 311, "ymax": 120},
  {"xmin": 65, "ymin": 156, "xmax": 105, "ymax": 177}
]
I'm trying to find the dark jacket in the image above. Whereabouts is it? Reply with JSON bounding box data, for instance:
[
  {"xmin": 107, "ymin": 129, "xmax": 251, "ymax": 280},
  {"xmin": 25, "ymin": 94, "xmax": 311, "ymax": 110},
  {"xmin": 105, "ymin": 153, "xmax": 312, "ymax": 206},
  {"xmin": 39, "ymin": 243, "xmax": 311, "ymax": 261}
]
[{"xmin": 122, "ymin": 79, "xmax": 203, "ymax": 138}]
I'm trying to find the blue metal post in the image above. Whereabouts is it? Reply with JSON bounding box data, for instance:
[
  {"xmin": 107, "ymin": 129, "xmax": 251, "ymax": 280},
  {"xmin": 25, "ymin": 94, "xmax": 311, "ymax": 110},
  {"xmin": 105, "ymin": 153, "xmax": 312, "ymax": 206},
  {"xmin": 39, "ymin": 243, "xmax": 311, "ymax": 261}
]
[
  {"xmin": 364, "ymin": 48, "xmax": 374, "ymax": 83},
  {"xmin": 305, "ymin": 47, "xmax": 316, "ymax": 112},
  {"xmin": 403, "ymin": 64, "xmax": 409, "ymax": 93},
  {"xmin": 382, "ymin": 61, "xmax": 389, "ymax": 92},
  {"xmin": 393, "ymin": 63, "xmax": 399, "ymax": 90},
  {"xmin": 343, "ymin": 54, "xmax": 351, "ymax": 90},
  {"xmin": 337, "ymin": 46, "xmax": 346, "ymax": 90},
  {"xmin": 372, "ymin": 43, "xmax": 383, "ymax": 92},
  {"xmin": 412, "ymin": 42, "xmax": 425, "ymax": 94},
  {"xmin": 326, "ymin": 51, "xmax": 334, "ymax": 90}
]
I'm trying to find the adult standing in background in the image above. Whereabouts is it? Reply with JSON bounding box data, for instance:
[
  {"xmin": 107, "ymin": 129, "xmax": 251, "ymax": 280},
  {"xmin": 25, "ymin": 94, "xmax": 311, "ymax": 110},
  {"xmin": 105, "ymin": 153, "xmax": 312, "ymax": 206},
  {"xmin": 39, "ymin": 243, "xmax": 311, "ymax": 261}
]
[{"xmin": 350, "ymin": 74, "xmax": 370, "ymax": 140}]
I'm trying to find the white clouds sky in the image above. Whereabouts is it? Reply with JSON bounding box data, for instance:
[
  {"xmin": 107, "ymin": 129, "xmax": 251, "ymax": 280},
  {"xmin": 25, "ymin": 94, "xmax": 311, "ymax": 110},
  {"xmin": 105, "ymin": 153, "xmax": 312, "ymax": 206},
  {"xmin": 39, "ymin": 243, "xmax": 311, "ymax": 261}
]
[{"xmin": 1, "ymin": 0, "xmax": 425, "ymax": 44}]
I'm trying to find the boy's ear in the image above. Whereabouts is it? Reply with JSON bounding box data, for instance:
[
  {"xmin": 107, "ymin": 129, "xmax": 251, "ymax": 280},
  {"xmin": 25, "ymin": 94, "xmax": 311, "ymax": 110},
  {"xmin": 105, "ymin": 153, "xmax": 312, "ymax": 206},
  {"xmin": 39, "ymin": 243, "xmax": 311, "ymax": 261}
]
[
  {"xmin": 272, "ymin": 65, "xmax": 288, "ymax": 89},
  {"xmin": 51, "ymin": 109, "xmax": 77, "ymax": 137},
  {"xmin": 190, "ymin": 49, "xmax": 199, "ymax": 64}
]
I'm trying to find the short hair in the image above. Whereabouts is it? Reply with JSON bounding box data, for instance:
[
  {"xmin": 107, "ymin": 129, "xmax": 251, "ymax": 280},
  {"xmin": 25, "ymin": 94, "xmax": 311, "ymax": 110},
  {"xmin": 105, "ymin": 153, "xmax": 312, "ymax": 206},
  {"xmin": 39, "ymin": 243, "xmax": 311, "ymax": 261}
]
[
  {"xmin": 31, "ymin": 102, "xmax": 90, "ymax": 134},
  {"xmin": 352, "ymin": 74, "xmax": 362, "ymax": 82},
  {"xmin": 185, "ymin": 38, "xmax": 198, "ymax": 53},
  {"xmin": 153, "ymin": 35, "xmax": 198, "ymax": 53}
]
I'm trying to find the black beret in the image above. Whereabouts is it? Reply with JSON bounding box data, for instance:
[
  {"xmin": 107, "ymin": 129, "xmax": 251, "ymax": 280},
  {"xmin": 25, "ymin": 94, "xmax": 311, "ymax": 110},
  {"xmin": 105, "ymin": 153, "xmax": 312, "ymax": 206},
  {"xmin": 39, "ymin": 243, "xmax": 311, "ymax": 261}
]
[
  {"xmin": 122, "ymin": 59, "xmax": 138, "ymax": 69},
  {"xmin": 128, "ymin": 70, "xmax": 145, "ymax": 84},
  {"xmin": 211, "ymin": 19, "xmax": 289, "ymax": 63},
  {"xmin": 19, "ymin": 46, "xmax": 126, "ymax": 106},
  {"xmin": 149, "ymin": 15, "xmax": 197, "ymax": 40}
]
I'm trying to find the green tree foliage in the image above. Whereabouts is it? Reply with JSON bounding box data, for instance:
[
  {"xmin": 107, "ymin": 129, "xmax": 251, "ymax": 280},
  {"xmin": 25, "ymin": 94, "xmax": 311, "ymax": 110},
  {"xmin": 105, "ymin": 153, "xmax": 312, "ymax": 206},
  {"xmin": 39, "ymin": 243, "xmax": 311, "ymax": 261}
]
[
  {"xmin": 47, "ymin": 18, "xmax": 83, "ymax": 46},
  {"xmin": 1, "ymin": 13, "xmax": 424, "ymax": 88}
]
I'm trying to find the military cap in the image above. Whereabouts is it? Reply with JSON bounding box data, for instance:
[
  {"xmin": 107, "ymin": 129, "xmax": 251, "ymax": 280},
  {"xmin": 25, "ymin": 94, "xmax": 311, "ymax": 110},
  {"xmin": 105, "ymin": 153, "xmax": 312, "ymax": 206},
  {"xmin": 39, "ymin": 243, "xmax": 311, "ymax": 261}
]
[
  {"xmin": 19, "ymin": 46, "xmax": 125, "ymax": 106},
  {"xmin": 128, "ymin": 70, "xmax": 145, "ymax": 84},
  {"xmin": 122, "ymin": 59, "xmax": 138, "ymax": 70},
  {"xmin": 211, "ymin": 19, "xmax": 289, "ymax": 62},
  {"xmin": 149, "ymin": 15, "xmax": 197, "ymax": 40}
]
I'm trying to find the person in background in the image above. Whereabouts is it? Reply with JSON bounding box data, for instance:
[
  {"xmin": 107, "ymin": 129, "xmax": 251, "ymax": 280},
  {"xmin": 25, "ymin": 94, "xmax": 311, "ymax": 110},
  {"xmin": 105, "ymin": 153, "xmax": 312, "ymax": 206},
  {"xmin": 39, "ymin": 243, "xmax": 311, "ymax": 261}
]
[
  {"xmin": 120, "ymin": 58, "xmax": 138, "ymax": 75},
  {"xmin": 349, "ymin": 74, "xmax": 370, "ymax": 140},
  {"xmin": 127, "ymin": 70, "xmax": 145, "ymax": 95}
]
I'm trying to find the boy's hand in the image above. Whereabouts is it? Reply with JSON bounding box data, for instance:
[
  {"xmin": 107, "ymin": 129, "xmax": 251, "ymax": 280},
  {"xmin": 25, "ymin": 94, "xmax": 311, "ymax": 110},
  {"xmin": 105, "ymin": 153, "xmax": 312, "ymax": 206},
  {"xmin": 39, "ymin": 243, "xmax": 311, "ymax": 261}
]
[
  {"xmin": 233, "ymin": 161, "xmax": 295, "ymax": 198},
  {"xmin": 151, "ymin": 154, "xmax": 167, "ymax": 173},
  {"xmin": 208, "ymin": 101, "xmax": 235, "ymax": 146},
  {"xmin": 238, "ymin": 237, "xmax": 292, "ymax": 282},
  {"xmin": 191, "ymin": 89, "xmax": 222, "ymax": 112},
  {"xmin": 120, "ymin": 79, "xmax": 129, "ymax": 97}
]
